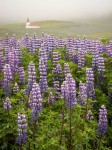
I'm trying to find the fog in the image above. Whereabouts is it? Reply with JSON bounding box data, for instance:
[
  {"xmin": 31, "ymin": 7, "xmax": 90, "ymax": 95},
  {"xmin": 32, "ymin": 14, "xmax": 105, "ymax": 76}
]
[{"xmin": 0, "ymin": 0, "xmax": 112, "ymax": 24}]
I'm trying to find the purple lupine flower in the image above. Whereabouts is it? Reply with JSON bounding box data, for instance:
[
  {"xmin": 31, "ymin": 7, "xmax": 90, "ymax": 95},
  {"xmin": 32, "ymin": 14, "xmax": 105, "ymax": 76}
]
[
  {"xmin": 47, "ymin": 91, "xmax": 55, "ymax": 104},
  {"xmin": 30, "ymin": 38, "xmax": 36, "ymax": 54},
  {"xmin": 26, "ymin": 61, "xmax": 36, "ymax": 94},
  {"xmin": 53, "ymin": 52, "xmax": 61, "ymax": 67},
  {"xmin": 18, "ymin": 67, "xmax": 25, "ymax": 84},
  {"xmin": 29, "ymin": 82, "xmax": 42, "ymax": 121},
  {"xmin": 92, "ymin": 50, "xmax": 99, "ymax": 70},
  {"xmin": 86, "ymin": 110, "xmax": 94, "ymax": 120},
  {"xmin": 7, "ymin": 49, "xmax": 19, "ymax": 75},
  {"xmin": 53, "ymin": 64, "xmax": 62, "ymax": 74},
  {"xmin": 4, "ymin": 97, "xmax": 12, "ymax": 110},
  {"xmin": 64, "ymin": 63, "xmax": 70, "ymax": 77},
  {"xmin": 26, "ymin": 38, "xmax": 32, "ymax": 51},
  {"xmin": 56, "ymin": 35, "xmax": 65, "ymax": 49},
  {"xmin": 47, "ymin": 43, "xmax": 53, "ymax": 58},
  {"xmin": 38, "ymin": 45, "xmax": 48, "ymax": 65},
  {"xmin": 98, "ymin": 57, "xmax": 105, "ymax": 74},
  {"xmin": 23, "ymin": 33, "xmax": 29, "ymax": 47},
  {"xmin": 35, "ymin": 38, "xmax": 41, "ymax": 49},
  {"xmin": 106, "ymin": 44, "xmax": 112, "ymax": 58},
  {"xmin": 98, "ymin": 105, "xmax": 108, "ymax": 135},
  {"xmin": 4, "ymin": 46, "xmax": 11, "ymax": 64},
  {"xmin": 66, "ymin": 35, "xmax": 73, "ymax": 47},
  {"xmin": 3, "ymin": 64, "xmax": 13, "ymax": 96},
  {"xmin": 15, "ymin": 42, "xmax": 23, "ymax": 66},
  {"xmin": 53, "ymin": 63, "xmax": 63, "ymax": 83},
  {"xmin": 0, "ymin": 52, "xmax": 4, "ymax": 71},
  {"xmin": 66, "ymin": 45, "xmax": 74, "ymax": 61},
  {"xmin": 39, "ymin": 58, "xmax": 48, "ymax": 94},
  {"xmin": 13, "ymin": 83, "xmax": 19, "ymax": 93},
  {"xmin": 16, "ymin": 113, "xmax": 28, "ymax": 145},
  {"xmin": 5, "ymin": 33, "xmax": 10, "ymax": 48},
  {"xmin": 54, "ymin": 81, "xmax": 60, "ymax": 101},
  {"xmin": 78, "ymin": 81, "xmax": 87, "ymax": 105},
  {"xmin": 62, "ymin": 73, "xmax": 77, "ymax": 107},
  {"xmin": 97, "ymin": 57, "xmax": 105, "ymax": 85},
  {"xmin": 86, "ymin": 68, "xmax": 95, "ymax": 100},
  {"xmin": 78, "ymin": 48, "xmax": 85, "ymax": 69},
  {"xmin": 61, "ymin": 80, "xmax": 67, "ymax": 99},
  {"xmin": 10, "ymin": 34, "xmax": 17, "ymax": 48}
]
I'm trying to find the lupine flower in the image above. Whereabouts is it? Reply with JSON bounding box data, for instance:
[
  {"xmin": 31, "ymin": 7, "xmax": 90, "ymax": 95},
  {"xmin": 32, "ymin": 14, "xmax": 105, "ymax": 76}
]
[
  {"xmin": 5, "ymin": 33, "xmax": 10, "ymax": 48},
  {"xmin": 78, "ymin": 48, "xmax": 85, "ymax": 69},
  {"xmin": 4, "ymin": 97, "xmax": 12, "ymax": 110},
  {"xmin": 3, "ymin": 64, "xmax": 13, "ymax": 96},
  {"xmin": 66, "ymin": 35, "xmax": 73, "ymax": 47},
  {"xmin": 26, "ymin": 61, "xmax": 36, "ymax": 94},
  {"xmin": 61, "ymin": 73, "xmax": 77, "ymax": 107},
  {"xmin": 16, "ymin": 113, "xmax": 28, "ymax": 145},
  {"xmin": 54, "ymin": 81, "xmax": 60, "ymax": 101},
  {"xmin": 39, "ymin": 58, "xmax": 48, "ymax": 94},
  {"xmin": 86, "ymin": 68, "xmax": 95, "ymax": 100},
  {"xmin": 18, "ymin": 67, "xmax": 25, "ymax": 84},
  {"xmin": 13, "ymin": 83, "xmax": 19, "ymax": 93},
  {"xmin": 64, "ymin": 63, "xmax": 70, "ymax": 77},
  {"xmin": 47, "ymin": 91, "xmax": 55, "ymax": 104},
  {"xmin": 29, "ymin": 82, "xmax": 42, "ymax": 121},
  {"xmin": 30, "ymin": 38, "xmax": 36, "ymax": 54},
  {"xmin": 53, "ymin": 63, "xmax": 63, "ymax": 82},
  {"xmin": 97, "ymin": 57, "xmax": 105, "ymax": 85},
  {"xmin": 56, "ymin": 35, "xmax": 65, "ymax": 48},
  {"xmin": 106, "ymin": 44, "xmax": 112, "ymax": 58},
  {"xmin": 78, "ymin": 81, "xmax": 87, "ymax": 105},
  {"xmin": 15, "ymin": 43, "xmax": 23, "ymax": 66},
  {"xmin": 10, "ymin": 34, "xmax": 17, "ymax": 48},
  {"xmin": 38, "ymin": 45, "xmax": 48, "ymax": 65},
  {"xmin": 86, "ymin": 110, "xmax": 94, "ymax": 120},
  {"xmin": 98, "ymin": 105, "xmax": 108, "ymax": 135},
  {"xmin": 61, "ymin": 80, "xmax": 67, "ymax": 102},
  {"xmin": 53, "ymin": 52, "xmax": 61, "ymax": 67},
  {"xmin": 0, "ymin": 52, "xmax": 4, "ymax": 71},
  {"xmin": 7, "ymin": 49, "xmax": 19, "ymax": 75},
  {"xmin": 92, "ymin": 50, "xmax": 99, "ymax": 70},
  {"xmin": 53, "ymin": 63, "xmax": 62, "ymax": 74},
  {"xmin": 47, "ymin": 34, "xmax": 56, "ymax": 49},
  {"xmin": 66, "ymin": 45, "xmax": 74, "ymax": 61}
]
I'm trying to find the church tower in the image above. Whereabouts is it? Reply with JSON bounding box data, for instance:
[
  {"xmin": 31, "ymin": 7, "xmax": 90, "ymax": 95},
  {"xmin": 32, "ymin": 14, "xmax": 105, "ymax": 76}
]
[
  {"xmin": 26, "ymin": 18, "xmax": 40, "ymax": 29},
  {"xmin": 26, "ymin": 18, "xmax": 30, "ymax": 27}
]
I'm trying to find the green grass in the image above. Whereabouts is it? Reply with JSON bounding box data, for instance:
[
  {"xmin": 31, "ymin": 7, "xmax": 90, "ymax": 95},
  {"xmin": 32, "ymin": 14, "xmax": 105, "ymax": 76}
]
[{"xmin": 0, "ymin": 20, "xmax": 112, "ymax": 39}]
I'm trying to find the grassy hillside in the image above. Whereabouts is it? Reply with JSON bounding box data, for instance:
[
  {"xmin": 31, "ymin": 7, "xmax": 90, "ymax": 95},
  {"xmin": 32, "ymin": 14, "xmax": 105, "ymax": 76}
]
[{"xmin": 0, "ymin": 20, "xmax": 112, "ymax": 39}]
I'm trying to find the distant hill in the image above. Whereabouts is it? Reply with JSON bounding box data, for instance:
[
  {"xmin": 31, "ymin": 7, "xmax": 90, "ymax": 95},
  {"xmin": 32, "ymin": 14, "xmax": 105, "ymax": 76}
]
[{"xmin": 0, "ymin": 20, "xmax": 112, "ymax": 39}]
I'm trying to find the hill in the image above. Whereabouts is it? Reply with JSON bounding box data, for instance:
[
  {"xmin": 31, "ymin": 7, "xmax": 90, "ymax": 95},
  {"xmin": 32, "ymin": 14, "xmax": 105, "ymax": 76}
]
[{"xmin": 0, "ymin": 20, "xmax": 112, "ymax": 39}]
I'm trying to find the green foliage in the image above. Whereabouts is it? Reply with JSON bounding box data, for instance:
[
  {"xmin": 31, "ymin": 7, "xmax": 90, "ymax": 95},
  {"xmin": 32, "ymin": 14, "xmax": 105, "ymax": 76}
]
[
  {"xmin": 101, "ymin": 38, "xmax": 110, "ymax": 45},
  {"xmin": 0, "ymin": 43, "xmax": 112, "ymax": 150}
]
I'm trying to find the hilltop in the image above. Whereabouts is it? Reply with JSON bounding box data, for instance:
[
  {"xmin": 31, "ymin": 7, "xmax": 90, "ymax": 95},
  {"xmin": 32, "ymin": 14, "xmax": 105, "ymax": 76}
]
[{"xmin": 0, "ymin": 20, "xmax": 112, "ymax": 39}]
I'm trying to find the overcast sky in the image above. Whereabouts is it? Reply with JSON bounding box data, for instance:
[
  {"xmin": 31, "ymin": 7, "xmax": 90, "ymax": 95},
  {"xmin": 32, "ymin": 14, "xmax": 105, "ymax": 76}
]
[{"xmin": 0, "ymin": 0, "xmax": 112, "ymax": 23}]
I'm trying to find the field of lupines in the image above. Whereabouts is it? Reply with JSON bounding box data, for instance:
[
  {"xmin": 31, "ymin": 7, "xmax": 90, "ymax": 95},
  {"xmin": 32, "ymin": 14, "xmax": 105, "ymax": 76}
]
[{"xmin": 0, "ymin": 33, "xmax": 112, "ymax": 150}]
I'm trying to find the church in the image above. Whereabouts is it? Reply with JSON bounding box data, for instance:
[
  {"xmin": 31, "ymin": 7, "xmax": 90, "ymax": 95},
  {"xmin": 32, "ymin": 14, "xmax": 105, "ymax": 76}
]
[{"xmin": 26, "ymin": 18, "xmax": 40, "ymax": 29}]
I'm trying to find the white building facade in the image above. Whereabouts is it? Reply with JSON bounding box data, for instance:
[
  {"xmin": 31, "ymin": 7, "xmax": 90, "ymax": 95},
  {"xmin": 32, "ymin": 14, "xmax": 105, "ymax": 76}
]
[{"xmin": 26, "ymin": 18, "xmax": 40, "ymax": 29}]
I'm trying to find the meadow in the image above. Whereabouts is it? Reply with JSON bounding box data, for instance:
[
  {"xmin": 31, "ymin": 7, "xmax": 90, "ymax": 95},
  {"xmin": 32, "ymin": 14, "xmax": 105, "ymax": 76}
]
[
  {"xmin": 0, "ymin": 21, "xmax": 112, "ymax": 150},
  {"xmin": 0, "ymin": 20, "xmax": 112, "ymax": 39}
]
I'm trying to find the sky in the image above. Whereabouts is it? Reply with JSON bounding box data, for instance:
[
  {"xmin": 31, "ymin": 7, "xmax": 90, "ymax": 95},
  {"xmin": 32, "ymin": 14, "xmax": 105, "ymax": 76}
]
[{"xmin": 0, "ymin": 0, "xmax": 112, "ymax": 24}]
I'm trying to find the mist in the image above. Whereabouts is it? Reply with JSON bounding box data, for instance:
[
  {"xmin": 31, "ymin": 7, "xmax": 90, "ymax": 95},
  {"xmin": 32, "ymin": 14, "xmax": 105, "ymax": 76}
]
[{"xmin": 0, "ymin": 0, "xmax": 112, "ymax": 24}]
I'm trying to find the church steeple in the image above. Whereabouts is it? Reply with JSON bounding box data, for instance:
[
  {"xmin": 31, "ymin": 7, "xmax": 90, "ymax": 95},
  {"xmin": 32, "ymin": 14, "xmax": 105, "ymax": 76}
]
[
  {"xmin": 27, "ymin": 18, "xmax": 30, "ymax": 22},
  {"xmin": 26, "ymin": 18, "xmax": 40, "ymax": 29}
]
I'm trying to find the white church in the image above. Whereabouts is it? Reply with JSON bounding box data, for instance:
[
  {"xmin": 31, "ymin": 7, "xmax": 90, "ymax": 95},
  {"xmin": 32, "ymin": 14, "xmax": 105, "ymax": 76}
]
[{"xmin": 26, "ymin": 18, "xmax": 40, "ymax": 29}]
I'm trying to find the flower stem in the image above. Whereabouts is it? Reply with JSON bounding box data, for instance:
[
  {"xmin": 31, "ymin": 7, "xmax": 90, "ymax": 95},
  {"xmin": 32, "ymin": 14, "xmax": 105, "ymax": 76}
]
[{"xmin": 60, "ymin": 98, "xmax": 65, "ymax": 147}]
